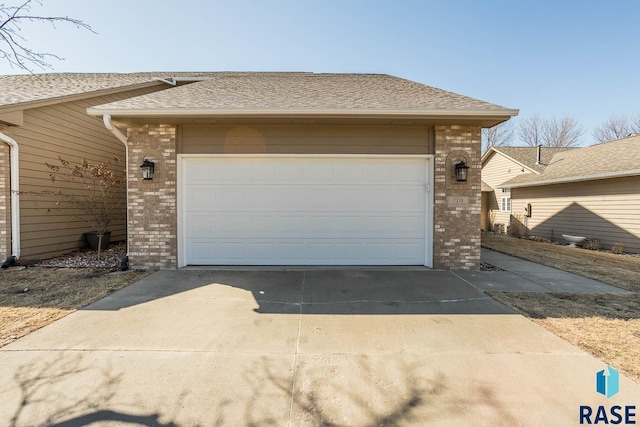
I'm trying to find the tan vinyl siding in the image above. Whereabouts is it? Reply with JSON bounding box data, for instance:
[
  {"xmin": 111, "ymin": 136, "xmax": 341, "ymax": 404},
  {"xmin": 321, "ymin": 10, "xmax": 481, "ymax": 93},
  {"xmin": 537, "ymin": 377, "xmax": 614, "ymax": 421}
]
[
  {"xmin": 480, "ymin": 192, "xmax": 490, "ymax": 231},
  {"xmin": 179, "ymin": 124, "xmax": 434, "ymax": 155},
  {"xmin": 13, "ymin": 86, "xmax": 163, "ymax": 259},
  {"xmin": 481, "ymin": 151, "xmax": 536, "ymax": 231},
  {"xmin": 512, "ymin": 176, "xmax": 640, "ymax": 253}
]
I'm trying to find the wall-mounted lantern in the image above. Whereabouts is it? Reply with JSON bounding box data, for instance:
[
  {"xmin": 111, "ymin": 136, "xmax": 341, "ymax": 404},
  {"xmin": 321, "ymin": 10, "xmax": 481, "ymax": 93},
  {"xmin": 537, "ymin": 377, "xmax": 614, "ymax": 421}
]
[
  {"xmin": 455, "ymin": 160, "xmax": 469, "ymax": 182},
  {"xmin": 139, "ymin": 159, "xmax": 155, "ymax": 180}
]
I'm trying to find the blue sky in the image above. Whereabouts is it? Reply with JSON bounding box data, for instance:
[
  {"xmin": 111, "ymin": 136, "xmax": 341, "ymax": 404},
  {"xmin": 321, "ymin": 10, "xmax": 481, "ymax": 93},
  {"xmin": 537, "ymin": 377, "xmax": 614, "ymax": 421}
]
[{"xmin": 3, "ymin": 0, "xmax": 639, "ymax": 144}]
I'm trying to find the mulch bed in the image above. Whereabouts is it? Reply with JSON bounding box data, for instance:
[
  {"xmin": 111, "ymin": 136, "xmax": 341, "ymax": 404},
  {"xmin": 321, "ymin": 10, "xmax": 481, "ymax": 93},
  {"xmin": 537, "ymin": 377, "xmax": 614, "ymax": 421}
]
[{"xmin": 32, "ymin": 242, "xmax": 127, "ymax": 270}]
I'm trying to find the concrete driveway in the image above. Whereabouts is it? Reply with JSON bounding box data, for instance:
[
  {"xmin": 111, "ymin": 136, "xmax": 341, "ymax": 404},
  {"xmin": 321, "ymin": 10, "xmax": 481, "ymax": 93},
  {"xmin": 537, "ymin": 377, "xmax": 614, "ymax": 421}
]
[{"xmin": 1, "ymin": 268, "xmax": 639, "ymax": 426}]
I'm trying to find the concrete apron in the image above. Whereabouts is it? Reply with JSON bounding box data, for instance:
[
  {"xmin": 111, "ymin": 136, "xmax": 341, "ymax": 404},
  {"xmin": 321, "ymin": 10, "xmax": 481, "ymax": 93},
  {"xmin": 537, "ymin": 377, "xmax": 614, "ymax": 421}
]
[{"xmin": 1, "ymin": 269, "xmax": 638, "ymax": 427}]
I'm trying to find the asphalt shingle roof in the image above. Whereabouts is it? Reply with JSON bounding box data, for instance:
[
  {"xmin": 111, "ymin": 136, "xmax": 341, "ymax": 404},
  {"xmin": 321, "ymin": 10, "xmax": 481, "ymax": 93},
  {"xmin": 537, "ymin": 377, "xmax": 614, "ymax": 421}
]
[
  {"xmin": 490, "ymin": 146, "xmax": 575, "ymax": 173},
  {"xmin": 87, "ymin": 73, "xmax": 516, "ymax": 113},
  {"xmin": 503, "ymin": 134, "xmax": 640, "ymax": 187},
  {"xmin": 0, "ymin": 72, "xmax": 216, "ymax": 108}
]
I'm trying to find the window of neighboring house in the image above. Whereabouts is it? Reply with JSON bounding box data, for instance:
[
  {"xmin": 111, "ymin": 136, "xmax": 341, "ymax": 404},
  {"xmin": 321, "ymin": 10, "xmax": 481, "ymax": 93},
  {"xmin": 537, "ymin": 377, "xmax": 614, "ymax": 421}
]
[{"xmin": 501, "ymin": 196, "xmax": 511, "ymax": 212}]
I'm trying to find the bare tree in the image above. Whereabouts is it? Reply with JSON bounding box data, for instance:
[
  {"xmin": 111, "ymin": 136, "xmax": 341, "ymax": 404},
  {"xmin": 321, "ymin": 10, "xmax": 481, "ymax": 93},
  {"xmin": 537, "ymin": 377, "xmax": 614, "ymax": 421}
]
[
  {"xmin": 541, "ymin": 116, "xmax": 584, "ymax": 147},
  {"xmin": 482, "ymin": 121, "xmax": 514, "ymax": 153},
  {"xmin": 593, "ymin": 114, "xmax": 640, "ymax": 143},
  {"xmin": 517, "ymin": 114, "xmax": 544, "ymax": 147},
  {"xmin": 0, "ymin": 0, "xmax": 93, "ymax": 73},
  {"xmin": 519, "ymin": 114, "xmax": 584, "ymax": 147},
  {"xmin": 633, "ymin": 114, "xmax": 640, "ymax": 132}
]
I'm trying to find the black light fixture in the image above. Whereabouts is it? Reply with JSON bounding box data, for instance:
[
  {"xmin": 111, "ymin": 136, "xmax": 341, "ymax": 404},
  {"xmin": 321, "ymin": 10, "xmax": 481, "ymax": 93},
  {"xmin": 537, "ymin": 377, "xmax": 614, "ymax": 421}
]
[
  {"xmin": 140, "ymin": 159, "xmax": 155, "ymax": 180},
  {"xmin": 455, "ymin": 160, "xmax": 469, "ymax": 182}
]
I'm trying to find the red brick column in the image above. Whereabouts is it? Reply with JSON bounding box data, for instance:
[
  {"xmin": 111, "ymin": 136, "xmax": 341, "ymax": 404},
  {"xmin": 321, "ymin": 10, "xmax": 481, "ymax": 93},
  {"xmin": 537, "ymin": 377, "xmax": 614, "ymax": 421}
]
[
  {"xmin": 127, "ymin": 124, "xmax": 178, "ymax": 269},
  {"xmin": 433, "ymin": 125, "xmax": 482, "ymax": 270}
]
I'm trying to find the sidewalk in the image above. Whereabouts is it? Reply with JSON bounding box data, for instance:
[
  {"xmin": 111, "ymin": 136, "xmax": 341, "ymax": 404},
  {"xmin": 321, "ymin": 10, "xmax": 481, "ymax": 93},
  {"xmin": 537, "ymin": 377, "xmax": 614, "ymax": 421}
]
[{"xmin": 454, "ymin": 248, "xmax": 631, "ymax": 293}]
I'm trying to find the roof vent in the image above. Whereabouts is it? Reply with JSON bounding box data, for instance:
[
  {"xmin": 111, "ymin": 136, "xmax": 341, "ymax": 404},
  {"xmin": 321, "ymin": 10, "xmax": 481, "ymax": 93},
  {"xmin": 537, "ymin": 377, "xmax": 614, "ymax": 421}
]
[{"xmin": 536, "ymin": 144, "xmax": 542, "ymax": 165}]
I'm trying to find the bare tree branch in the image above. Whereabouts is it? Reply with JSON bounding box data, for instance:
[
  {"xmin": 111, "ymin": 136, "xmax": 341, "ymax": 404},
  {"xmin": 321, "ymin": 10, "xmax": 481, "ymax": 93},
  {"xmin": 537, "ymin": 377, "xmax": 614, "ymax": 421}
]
[
  {"xmin": 633, "ymin": 114, "xmax": 640, "ymax": 132},
  {"xmin": 593, "ymin": 115, "xmax": 640, "ymax": 143},
  {"xmin": 541, "ymin": 116, "xmax": 584, "ymax": 148},
  {"xmin": 517, "ymin": 114, "xmax": 544, "ymax": 147},
  {"xmin": 519, "ymin": 114, "xmax": 584, "ymax": 148},
  {"xmin": 482, "ymin": 121, "xmax": 514, "ymax": 153},
  {"xmin": 0, "ymin": 0, "xmax": 94, "ymax": 73}
]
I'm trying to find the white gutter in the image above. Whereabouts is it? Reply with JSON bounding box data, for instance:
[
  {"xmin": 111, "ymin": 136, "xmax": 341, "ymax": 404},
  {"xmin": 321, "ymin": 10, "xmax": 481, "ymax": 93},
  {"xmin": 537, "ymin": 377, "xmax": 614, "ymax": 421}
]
[
  {"xmin": 0, "ymin": 131, "xmax": 20, "ymax": 259},
  {"xmin": 87, "ymin": 107, "xmax": 520, "ymax": 118},
  {"xmin": 499, "ymin": 169, "xmax": 640, "ymax": 189},
  {"xmin": 103, "ymin": 114, "xmax": 128, "ymax": 145},
  {"xmin": 102, "ymin": 115, "xmax": 130, "ymax": 259}
]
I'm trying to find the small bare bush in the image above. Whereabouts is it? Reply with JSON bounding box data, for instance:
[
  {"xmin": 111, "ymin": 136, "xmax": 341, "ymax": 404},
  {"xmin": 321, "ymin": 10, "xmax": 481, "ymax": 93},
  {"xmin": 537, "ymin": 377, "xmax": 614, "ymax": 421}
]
[
  {"xmin": 488, "ymin": 210, "xmax": 497, "ymax": 231},
  {"xmin": 612, "ymin": 242, "xmax": 624, "ymax": 254},
  {"xmin": 493, "ymin": 223, "xmax": 505, "ymax": 234},
  {"xmin": 583, "ymin": 238, "xmax": 600, "ymax": 251},
  {"xmin": 509, "ymin": 214, "xmax": 527, "ymax": 239},
  {"xmin": 43, "ymin": 156, "xmax": 125, "ymax": 259}
]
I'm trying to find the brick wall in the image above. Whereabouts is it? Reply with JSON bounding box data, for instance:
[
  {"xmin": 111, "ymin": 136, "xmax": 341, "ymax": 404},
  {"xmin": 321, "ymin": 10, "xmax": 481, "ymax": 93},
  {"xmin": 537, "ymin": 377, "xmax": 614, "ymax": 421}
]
[
  {"xmin": 433, "ymin": 125, "xmax": 482, "ymax": 269},
  {"xmin": 125, "ymin": 123, "xmax": 482, "ymax": 270},
  {"xmin": 127, "ymin": 124, "xmax": 178, "ymax": 269},
  {"xmin": 0, "ymin": 133, "xmax": 10, "ymax": 257}
]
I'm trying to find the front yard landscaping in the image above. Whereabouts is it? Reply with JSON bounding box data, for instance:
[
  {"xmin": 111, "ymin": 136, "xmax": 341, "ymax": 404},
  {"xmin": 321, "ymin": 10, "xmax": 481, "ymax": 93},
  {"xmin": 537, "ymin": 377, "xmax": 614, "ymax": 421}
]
[
  {"xmin": 0, "ymin": 247, "xmax": 151, "ymax": 347},
  {"xmin": 483, "ymin": 233, "xmax": 640, "ymax": 383}
]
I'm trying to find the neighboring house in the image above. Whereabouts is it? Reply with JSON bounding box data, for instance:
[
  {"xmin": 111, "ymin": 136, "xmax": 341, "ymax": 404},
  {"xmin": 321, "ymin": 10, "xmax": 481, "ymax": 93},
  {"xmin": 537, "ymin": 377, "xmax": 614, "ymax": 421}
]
[
  {"xmin": 500, "ymin": 134, "xmax": 640, "ymax": 253},
  {"xmin": 84, "ymin": 72, "xmax": 517, "ymax": 270},
  {"xmin": 0, "ymin": 73, "xmax": 213, "ymax": 261},
  {"xmin": 480, "ymin": 146, "xmax": 571, "ymax": 231}
]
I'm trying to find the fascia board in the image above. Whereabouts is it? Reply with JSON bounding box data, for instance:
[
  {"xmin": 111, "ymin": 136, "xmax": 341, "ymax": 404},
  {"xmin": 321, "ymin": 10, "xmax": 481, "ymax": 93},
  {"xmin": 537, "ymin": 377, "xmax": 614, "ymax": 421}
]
[
  {"xmin": 480, "ymin": 147, "xmax": 540, "ymax": 174},
  {"xmin": 494, "ymin": 149, "xmax": 541, "ymax": 174},
  {"xmin": 86, "ymin": 107, "xmax": 520, "ymax": 118},
  {"xmin": 500, "ymin": 170, "xmax": 640, "ymax": 189}
]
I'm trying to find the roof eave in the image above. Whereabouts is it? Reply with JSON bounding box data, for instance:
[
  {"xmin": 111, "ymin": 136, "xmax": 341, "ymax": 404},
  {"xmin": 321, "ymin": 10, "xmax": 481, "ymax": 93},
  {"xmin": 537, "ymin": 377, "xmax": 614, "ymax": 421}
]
[
  {"xmin": 86, "ymin": 107, "xmax": 519, "ymax": 121},
  {"xmin": 0, "ymin": 81, "xmax": 168, "ymax": 114},
  {"xmin": 500, "ymin": 170, "xmax": 640, "ymax": 189},
  {"xmin": 480, "ymin": 146, "xmax": 540, "ymax": 174}
]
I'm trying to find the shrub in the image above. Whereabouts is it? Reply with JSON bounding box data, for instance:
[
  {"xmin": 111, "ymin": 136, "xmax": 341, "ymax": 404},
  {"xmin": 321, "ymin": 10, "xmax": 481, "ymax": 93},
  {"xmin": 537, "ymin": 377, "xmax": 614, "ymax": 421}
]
[
  {"xmin": 43, "ymin": 156, "xmax": 125, "ymax": 259},
  {"xmin": 509, "ymin": 214, "xmax": 527, "ymax": 239},
  {"xmin": 612, "ymin": 242, "xmax": 624, "ymax": 254},
  {"xmin": 529, "ymin": 235, "xmax": 550, "ymax": 244},
  {"xmin": 582, "ymin": 238, "xmax": 600, "ymax": 251}
]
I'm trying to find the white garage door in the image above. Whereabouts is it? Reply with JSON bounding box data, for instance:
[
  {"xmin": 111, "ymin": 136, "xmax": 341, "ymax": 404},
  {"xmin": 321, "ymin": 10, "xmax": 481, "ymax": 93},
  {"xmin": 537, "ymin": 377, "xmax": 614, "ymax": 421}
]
[{"xmin": 180, "ymin": 156, "xmax": 431, "ymax": 266}]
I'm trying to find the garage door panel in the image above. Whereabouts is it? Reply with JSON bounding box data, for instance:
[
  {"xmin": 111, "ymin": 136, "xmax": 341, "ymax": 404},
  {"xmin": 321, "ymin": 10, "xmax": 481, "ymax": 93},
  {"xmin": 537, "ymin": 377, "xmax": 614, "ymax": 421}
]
[
  {"xmin": 187, "ymin": 212, "xmax": 424, "ymax": 239},
  {"xmin": 187, "ymin": 239, "xmax": 426, "ymax": 265},
  {"xmin": 188, "ymin": 185, "xmax": 424, "ymax": 212},
  {"xmin": 183, "ymin": 156, "xmax": 429, "ymax": 265},
  {"xmin": 393, "ymin": 188, "xmax": 426, "ymax": 210},
  {"xmin": 393, "ymin": 161, "xmax": 426, "ymax": 182}
]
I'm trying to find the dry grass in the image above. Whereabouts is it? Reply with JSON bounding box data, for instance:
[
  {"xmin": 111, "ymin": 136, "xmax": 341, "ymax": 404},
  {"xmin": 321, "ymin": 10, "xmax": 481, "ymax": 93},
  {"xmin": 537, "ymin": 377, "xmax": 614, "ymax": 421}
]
[
  {"xmin": 483, "ymin": 233, "xmax": 640, "ymax": 383},
  {"xmin": 0, "ymin": 267, "xmax": 151, "ymax": 347},
  {"xmin": 482, "ymin": 233, "xmax": 640, "ymax": 291}
]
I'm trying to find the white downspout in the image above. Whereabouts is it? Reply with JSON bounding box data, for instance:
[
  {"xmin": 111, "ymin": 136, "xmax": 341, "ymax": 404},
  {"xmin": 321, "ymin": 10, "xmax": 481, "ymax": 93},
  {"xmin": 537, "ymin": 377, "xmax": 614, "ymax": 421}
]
[
  {"xmin": 102, "ymin": 115, "xmax": 130, "ymax": 262},
  {"xmin": 0, "ymin": 131, "xmax": 20, "ymax": 260}
]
